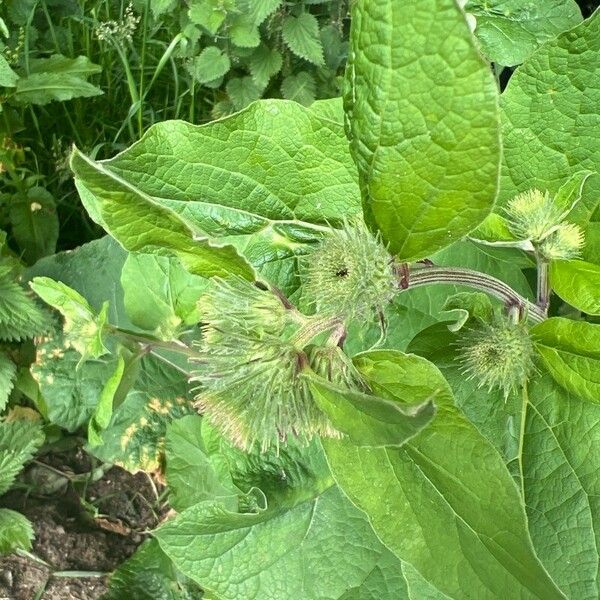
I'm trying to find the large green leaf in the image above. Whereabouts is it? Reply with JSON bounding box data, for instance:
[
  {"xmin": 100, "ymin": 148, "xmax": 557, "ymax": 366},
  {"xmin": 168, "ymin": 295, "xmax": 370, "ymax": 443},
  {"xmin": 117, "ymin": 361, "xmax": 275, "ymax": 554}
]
[
  {"xmin": 70, "ymin": 151, "xmax": 253, "ymax": 280},
  {"xmin": 71, "ymin": 100, "xmax": 360, "ymax": 291},
  {"xmin": 346, "ymin": 0, "xmax": 501, "ymax": 261},
  {"xmin": 323, "ymin": 350, "xmax": 564, "ymax": 600},
  {"xmin": 25, "ymin": 236, "xmax": 131, "ymax": 328},
  {"xmin": 467, "ymin": 0, "xmax": 582, "ymax": 66},
  {"xmin": 500, "ymin": 11, "xmax": 600, "ymax": 221},
  {"xmin": 549, "ymin": 260, "xmax": 600, "ymax": 315},
  {"xmin": 156, "ymin": 487, "xmax": 410, "ymax": 600},
  {"xmin": 121, "ymin": 253, "xmax": 207, "ymax": 338},
  {"xmin": 159, "ymin": 413, "xmax": 409, "ymax": 599},
  {"xmin": 532, "ymin": 317, "xmax": 600, "ymax": 403},
  {"xmin": 104, "ymin": 539, "xmax": 203, "ymax": 600},
  {"xmin": 524, "ymin": 375, "xmax": 600, "ymax": 599}
]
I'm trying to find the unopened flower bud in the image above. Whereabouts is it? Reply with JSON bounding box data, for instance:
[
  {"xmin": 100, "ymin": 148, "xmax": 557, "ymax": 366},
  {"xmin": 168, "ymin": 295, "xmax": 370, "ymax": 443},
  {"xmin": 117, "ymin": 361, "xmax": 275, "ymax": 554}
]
[
  {"xmin": 505, "ymin": 189, "xmax": 564, "ymax": 242},
  {"xmin": 301, "ymin": 220, "xmax": 396, "ymax": 323},
  {"xmin": 457, "ymin": 319, "xmax": 535, "ymax": 397},
  {"xmin": 539, "ymin": 223, "xmax": 584, "ymax": 261}
]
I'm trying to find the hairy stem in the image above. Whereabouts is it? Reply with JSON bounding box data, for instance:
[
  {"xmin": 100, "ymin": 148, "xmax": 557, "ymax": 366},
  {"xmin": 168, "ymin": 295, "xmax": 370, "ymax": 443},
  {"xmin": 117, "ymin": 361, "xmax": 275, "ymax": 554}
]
[
  {"xmin": 536, "ymin": 256, "xmax": 550, "ymax": 313},
  {"xmin": 402, "ymin": 265, "xmax": 545, "ymax": 323}
]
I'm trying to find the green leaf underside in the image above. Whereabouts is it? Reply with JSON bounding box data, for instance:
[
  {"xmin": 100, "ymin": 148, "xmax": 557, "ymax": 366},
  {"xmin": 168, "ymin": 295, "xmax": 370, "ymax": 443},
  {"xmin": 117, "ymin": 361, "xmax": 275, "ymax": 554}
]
[
  {"xmin": 308, "ymin": 376, "xmax": 435, "ymax": 447},
  {"xmin": 500, "ymin": 11, "xmax": 600, "ymax": 222},
  {"xmin": 0, "ymin": 420, "xmax": 44, "ymax": 496},
  {"xmin": 468, "ymin": 0, "xmax": 582, "ymax": 66},
  {"xmin": 524, "ymin": 375, "xmax": 600, "ymax": 599},
  {"xmin": 549, "ymin": 260, "xmax": 600, "ymax": 315},
  {"xmin": 0, "ymin": 509, "xmax": 34, "ymax": 554},
  {"xmin": 346, "ymin": 0, "xmax": 501, "ymax": 261},
  {"xmin": 71, "ymin": 100, "xmax": 360, "ymax": 287},
  {"xmin": 322, "ymin": 350, "xmax": 564, "ymax": 600},
  {"xmin": 532, "ymin": 317, "xmax": 600, "ymax": 403},
  {"xmin": 70, "ymin": 152, "xmax": 253, "ymax": 280}
]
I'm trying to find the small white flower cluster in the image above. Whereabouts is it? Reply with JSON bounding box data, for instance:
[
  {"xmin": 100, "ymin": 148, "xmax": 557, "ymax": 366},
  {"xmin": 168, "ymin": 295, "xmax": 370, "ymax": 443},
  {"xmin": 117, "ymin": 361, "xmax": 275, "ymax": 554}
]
[{"xmin": 94, "ymin": 2, "xmax": 140, "ymax": 43}]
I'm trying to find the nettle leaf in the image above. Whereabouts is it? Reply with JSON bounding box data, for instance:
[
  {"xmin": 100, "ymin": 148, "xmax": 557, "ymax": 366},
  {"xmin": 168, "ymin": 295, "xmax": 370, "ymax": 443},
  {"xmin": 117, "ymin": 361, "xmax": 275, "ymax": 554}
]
[
  {"xmin": 71, "ymin": 100, "xmax": 360, "ymax": 294},
  {"xmin": 523, "ymin": 375, "xmax": 600, "ymax": 599},
  {"xmin": 188, "ymin": 0, "xmax": 228, "ymax": 34},
  {"xmin": 467, "ymin": 0, "xmax": 582, "ymax": 66},
  {"xmin": 0, "ymin": 55, "xmax": 18, "ymax": 87},
  {"xmin": 550, "ymin": 259, "xmax": 600, "ymax": 315},
  {"xmin": 230, "ymin": 14, "xmax": 261, "ymax": 48},
  {"xmin": 532, "ymin": 318, "xmax": 600, "ymax": 403},
  {"xmin": 89, "ymin": 355, "xmax": 194, "ymax": 473},
  {"xmin": 240, "ymin": 0, "xmax": 281, "ymax": 26},
  {"xmin": 186, "ymin": 46, "xmax": 231, "ymax": 84},
  {"xmin": 0, "ymin": 509, "xmax": 34, "ymax": 555},
  {"xmin": 249, "ymin": 45, "xmax": 283, "ymax": 88},
  {"xmin": 0, "ymin": 419, "xmax": 44, "ymax": 496},
  {"xmin": 282, "ymin": 12, "xmax": 325, "ymax": 66},
  {"xmin": 346, "ymin": 0, "xmax": 501, "ymax": 261},
  {"xmin": 0, "ymin": 352, "xmax": 17, "ymax": 411},
  {"xmin": 500, "ymin": 11, "xmax": 600, "ymax": 222},
  {"xmin": 323, "ymin": 350, "xmax": 564, "ymax": 599},
  {"xmin": 31, "ymin": 333, "xmax": 118, "ymax": 432},
  {"xmin": 9, "ymin": 186, "xmax": 59, "ymax": 264},
  {"xmin": 30, "ymin": 277, "xmax": 109, "ymax": 361},
  {"xmin": 121, "ymin": 253, "xmax": 207, "ymax": 338},
  {"xmin": 281, "ymin": 71, "xmax": 316, "ymax": 106},
  {"xmin": 308, "ymin": 374, "xmax": 435, "ymax": 447},
  {"xmin": 0, "ymin": 267, "xmax": 52, "ymax": 342},
  {"xmin": 70, "ymin": 150, "xmax": 253, "ymax": 281},
  {"xmin": 226, "ymin": 76, "xmax": 262, "ymax": 110},
  {"xmin": 104, "ymin": 538, "xmax": 203, "ymax": 600}
]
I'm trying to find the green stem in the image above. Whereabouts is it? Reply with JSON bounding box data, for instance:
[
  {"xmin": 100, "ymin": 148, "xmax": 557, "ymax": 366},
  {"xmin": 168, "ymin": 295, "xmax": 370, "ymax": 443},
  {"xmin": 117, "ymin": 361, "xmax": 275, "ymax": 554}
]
[
  {"xmin": 404, "ymin": 265, "xmax": 545, "ymax": 323},
  {"xmin": 536, "ymin": 256, "xmax": 550, "ymax": 313},
  {"xmin": 106, "ymin": 326, "xmax": 203, "ymax": 360},
  {"xmin": 517, "ymin": 385, "xmax": 529, "ymax": 499}
]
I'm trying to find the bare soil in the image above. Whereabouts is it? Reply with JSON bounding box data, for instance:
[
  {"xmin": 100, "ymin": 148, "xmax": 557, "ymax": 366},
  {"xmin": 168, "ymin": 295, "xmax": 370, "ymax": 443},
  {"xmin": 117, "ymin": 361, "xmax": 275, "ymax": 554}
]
[{"xmin": 0, "ymin": 448, "xmax": 164, "ymax": 600}]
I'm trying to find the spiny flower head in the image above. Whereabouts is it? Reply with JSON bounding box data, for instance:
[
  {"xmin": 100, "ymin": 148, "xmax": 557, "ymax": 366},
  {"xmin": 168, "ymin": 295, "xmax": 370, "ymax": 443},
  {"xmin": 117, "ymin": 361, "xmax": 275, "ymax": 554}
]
[
  {"xmin": 539, "ymin": 223, "xmax": 584, "ymax": 260},
  {"xmin": 301, "ymin": 220, "xmax": 397, "ymax": 323},
  {"xmin": 505, "ymin": 189, "xmax": 564, "ymax": 242},
  {"xmin": 192, "ymin": 277, "xmax": 344, "ymax": 452},
  {"xmin": 457, "ymin": 318, "xmax": 535, "ymax": 398}
]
